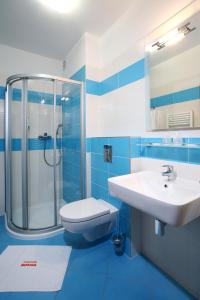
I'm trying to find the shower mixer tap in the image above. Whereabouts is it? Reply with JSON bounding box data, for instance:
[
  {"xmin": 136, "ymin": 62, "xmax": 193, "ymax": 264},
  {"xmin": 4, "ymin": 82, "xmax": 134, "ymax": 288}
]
[{"xmin": 38, "ymin": 132, "xmax": 52, "ymax": 140}]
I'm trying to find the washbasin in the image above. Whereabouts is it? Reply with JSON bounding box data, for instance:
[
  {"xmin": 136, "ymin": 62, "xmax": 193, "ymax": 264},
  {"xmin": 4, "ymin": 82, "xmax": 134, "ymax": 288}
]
[{"xmin": 108, "ymin": 171, "xmax": 200, "ymax": 226}]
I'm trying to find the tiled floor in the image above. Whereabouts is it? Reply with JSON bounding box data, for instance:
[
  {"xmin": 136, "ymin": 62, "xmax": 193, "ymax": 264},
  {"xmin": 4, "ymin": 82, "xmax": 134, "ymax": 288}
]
[{"xmin": 0, "ymin": 217, "xmax": 195, "ymax": 300}]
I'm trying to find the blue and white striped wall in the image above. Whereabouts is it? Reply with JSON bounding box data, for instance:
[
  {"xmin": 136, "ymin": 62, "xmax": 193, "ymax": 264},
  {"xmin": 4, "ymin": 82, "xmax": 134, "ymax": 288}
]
[{"xmin": 68, "ymin": 53, "xmax": 200, "ymax": 256}]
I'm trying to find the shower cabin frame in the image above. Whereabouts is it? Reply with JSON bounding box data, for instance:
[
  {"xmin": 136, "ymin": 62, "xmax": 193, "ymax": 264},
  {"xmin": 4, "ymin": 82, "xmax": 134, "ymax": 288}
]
[{"xmin": 5, "ymin": 74, "xmax": 85, "ymax": 236}]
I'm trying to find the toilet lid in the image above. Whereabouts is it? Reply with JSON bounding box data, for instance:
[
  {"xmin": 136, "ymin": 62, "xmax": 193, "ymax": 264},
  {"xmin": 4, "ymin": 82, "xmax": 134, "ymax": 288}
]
[{"xmin": 60, "ymin": 198, "xmax": 110, "ymax": 222}]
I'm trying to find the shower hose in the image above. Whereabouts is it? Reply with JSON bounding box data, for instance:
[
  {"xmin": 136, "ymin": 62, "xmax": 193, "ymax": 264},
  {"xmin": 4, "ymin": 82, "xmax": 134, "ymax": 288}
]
[
  {"xmin": 40, "ymin": 124, "xmax": 63, "ymax": 167},
  {"xmin": 43, "ymin": 139, "xmax": 62, "ymax": 167}
]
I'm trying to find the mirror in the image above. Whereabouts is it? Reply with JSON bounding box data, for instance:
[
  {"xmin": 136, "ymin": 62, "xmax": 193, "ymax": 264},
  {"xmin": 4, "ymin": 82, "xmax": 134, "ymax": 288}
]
[{"xmin": 146, "ymin": 10, "xmax": 200, "ymax": 131}]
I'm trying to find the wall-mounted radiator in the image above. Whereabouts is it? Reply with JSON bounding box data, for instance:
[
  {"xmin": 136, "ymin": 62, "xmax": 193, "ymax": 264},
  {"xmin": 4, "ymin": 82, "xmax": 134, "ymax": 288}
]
[{"xmin": 167, "ymin": 111, "xmax": 193, "ymax": 129}]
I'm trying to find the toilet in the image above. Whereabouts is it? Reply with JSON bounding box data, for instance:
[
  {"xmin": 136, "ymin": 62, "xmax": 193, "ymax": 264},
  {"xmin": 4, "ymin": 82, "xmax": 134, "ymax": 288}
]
[{"xmin": 59, "ymin": 198, "xmax": 118, "ymax": 241}]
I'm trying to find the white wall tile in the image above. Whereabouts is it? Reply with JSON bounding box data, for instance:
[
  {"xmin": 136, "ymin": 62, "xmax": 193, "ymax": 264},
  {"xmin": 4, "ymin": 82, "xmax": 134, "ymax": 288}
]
[
  {"xmin": 86, "ymin": 94, "xmax": 102, "ymax": 137},
  {"xmin": 28, "ymin": 103, "xmax": 62, "ymax": 138},
  {"xmin": 98, "ymin": 79, "xmax": 146, "ymax": 137},
  {"xmin": 0, "ymin": 44, "xmax": 61, "ymax": 83},
  {"xmin": 63, "ymin": 34, "xmax": 86, "ymax": 78}
]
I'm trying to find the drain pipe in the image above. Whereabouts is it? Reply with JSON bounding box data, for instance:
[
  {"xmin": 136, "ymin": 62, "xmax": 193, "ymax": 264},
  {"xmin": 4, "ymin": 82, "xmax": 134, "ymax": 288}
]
[{"xmin": 155, "ymin": 219, "xmax": 166, "ymax": 236}]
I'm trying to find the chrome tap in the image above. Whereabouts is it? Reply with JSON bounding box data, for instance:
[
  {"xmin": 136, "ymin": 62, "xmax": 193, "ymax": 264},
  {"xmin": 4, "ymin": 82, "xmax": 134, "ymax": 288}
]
[{"xmin": 162, "ymin": 165, "xmax": 177, "ymax": 182}]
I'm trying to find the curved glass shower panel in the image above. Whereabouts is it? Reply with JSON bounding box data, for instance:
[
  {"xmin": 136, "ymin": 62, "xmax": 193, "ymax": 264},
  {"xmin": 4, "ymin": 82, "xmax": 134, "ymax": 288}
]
[
  {"xmin": 27, "ymin": 79, "xmax": 55, "ymax": 229},
  {"xmin": 10, "ymin": 80, "xmax": 23, "ymax": 228},
  {"xmin": 54, "ymin": 80, "xmax": 64, "ymax": 218},
  {"xmin": 5, "ymin": 74, "xmax": 85, "ymax": 236},
  {"xmin": 61, "ymin": 81, "xmax": 82, "ymax": 204}
]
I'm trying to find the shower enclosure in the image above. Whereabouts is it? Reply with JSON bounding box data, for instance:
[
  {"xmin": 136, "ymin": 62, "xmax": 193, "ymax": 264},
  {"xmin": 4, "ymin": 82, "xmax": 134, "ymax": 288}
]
[{"xmin": 5, "ymin": 74, "xmax": 85, "ymax": 236}]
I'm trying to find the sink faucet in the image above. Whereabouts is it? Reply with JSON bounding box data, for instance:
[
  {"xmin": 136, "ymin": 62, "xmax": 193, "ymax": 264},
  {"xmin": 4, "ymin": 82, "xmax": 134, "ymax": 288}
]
[{"xmin": 162, "ymin": 165, "xmax": 177, "ymax": 182}]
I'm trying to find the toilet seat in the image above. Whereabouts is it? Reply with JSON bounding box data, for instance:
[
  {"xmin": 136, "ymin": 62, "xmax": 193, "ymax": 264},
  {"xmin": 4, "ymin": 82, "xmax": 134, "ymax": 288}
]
[{"xmin": 59, "ymin": 198, "xmax": 110, "ymax": 223}]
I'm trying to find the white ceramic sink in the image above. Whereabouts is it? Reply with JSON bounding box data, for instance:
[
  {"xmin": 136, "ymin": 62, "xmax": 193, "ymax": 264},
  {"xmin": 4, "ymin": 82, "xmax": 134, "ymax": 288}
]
[{"xmin": 108, "ymin": 171, "xmax": 200, "ymax": 226}]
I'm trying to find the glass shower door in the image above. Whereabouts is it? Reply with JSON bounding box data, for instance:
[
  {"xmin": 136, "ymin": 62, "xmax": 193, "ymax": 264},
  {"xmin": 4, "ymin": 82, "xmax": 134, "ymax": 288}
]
[
  {"xmin": 60, "ymin": 81, "xmax": 83, "ymax": 205},
  {"xmin": 27, "ymin": 78, "xmax": 57, "ymax": 229},
  {"xmin": 9, "ymin": 80, "xmax": 23, "ymax": 228},
  {"xmin": 5, "ymin": 74, "xmax": 85, "ymax": 235}
]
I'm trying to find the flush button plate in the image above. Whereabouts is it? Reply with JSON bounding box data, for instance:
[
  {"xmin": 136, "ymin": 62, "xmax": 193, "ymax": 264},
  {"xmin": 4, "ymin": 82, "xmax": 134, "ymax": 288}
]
[{"xmin": 104, "ymin": 145, "xmax": 112, "ymax": 163}]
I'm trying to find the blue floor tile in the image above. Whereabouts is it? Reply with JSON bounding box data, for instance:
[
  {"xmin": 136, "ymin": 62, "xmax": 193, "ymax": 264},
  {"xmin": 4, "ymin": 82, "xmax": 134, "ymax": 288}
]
[
  {"xmin": 106, "ymin": 255, "xmax": 194, "ymax": 300},
  {"xmin": 103, "ymin": 275, "xmax": 194, "ymax": 300},
  {"xmin": 0, "ymin": 292, "xmax": 57, "ymax": 300},
  {"xmin": 68, "ymin": 241, "xmax": 112, "ymax": 275},
  {"xmin": 103, "ymin": 276, "xmax": 150, "ymax": 300},
  {"xmin": 0, "ymin": 217, "xmax": 195, "ymax": 300},
  {"xmin": 56, "ymin": 274, "xmax": 106, "ymax": 300}
]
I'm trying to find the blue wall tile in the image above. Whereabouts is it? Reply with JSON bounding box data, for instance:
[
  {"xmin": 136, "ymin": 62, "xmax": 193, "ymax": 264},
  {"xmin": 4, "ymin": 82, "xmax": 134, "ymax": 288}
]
[
  {"xmin": 12, "ymin": 88, "xmax": 22, "ymax": 101},
  {"xmin": 28, "ymin": 138, "xmax": 52, "ymax": 150},
  {"xmin": 174, "ymin": 86, "xmax": 200, "ymax": 103},
  {"xmin": 188, "ymin": 137, "xmax": 200, "ymax": 144},
  {"xmin": 131, "ymin": 137, "xmax": 141, "ymax": 158},
  {"xmin": 188, "ymin": 148, "xmax": 200, "ymax": 164},
  {"xmin": 109, "ymin": 137, "xmax": 130, "ymax": 157},
  {"xmin": 151, "ymin": 86, "xmax": 200, "ymax": 108},
  {"xmin": 7, "ymin": 138, "xmax": 62, "ymax": 151},
  {"xmin": 118, "ymin": 59, "xmax": 145, "ymax": 88},
  {"xmin": 91, "ymin": 168, "xmax": 109, "ymax": 189},
  {"xmin": 0, "ymin": 139, "xmax": 5, "ymax": 151},
  {"xmin": 86, "ymin": 138, "xmax": 91, "ymax": 152},
  {"xmin": 108, "ymin": 195, "xmax": 123, "ymax": 210},
  {"xmin": 86, "ymin": 80, "xmax": 101, "ymax": 95},
  {"xmin": 11, "ymin": 138, "xmax": 21, "ymax": 151},
  {"xmin": 90, "ymin": 136, "xmax": 131, "ymax": 256},
  {"xmin": 70, "ymin": 66, "xmax": 86, "ymax": 81},
  {"xmin": 92, "ymin": 183, "xmax": 108, "ymax": 200},
  {"xmin": 109, "ymin": 156, "xmax": 130, "ymax": 176},
  {"xmin": 91, "ymin": 138, "xmax": 110, "ymax": 154},
  {"xmin": 0, "ymin": 86, "xmax": 5, "ymax": 100},
  {"xmin": 101, "ymin": 74, "xmax": 118, "ymax": 95},
  {"xmin": 151, "ymin": 94, "xmax": 173, "ymax": 108},
  {"xmin": 91, "ymin": 153, "xmax": 108, "ymax": 172}
]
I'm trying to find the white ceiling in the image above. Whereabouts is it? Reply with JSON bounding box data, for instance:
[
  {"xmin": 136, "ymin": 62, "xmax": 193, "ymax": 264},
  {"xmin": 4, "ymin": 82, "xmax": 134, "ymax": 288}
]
[{"xmin": 0, "ymin": 0, "xmax": 134, "ymax": 60}]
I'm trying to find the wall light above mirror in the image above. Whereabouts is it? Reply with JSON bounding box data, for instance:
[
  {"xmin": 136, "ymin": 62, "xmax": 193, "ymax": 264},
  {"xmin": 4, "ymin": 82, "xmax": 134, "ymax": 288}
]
[{"xmin": 146, "ymin": 3, "xmax": 200, "ymax": 131}]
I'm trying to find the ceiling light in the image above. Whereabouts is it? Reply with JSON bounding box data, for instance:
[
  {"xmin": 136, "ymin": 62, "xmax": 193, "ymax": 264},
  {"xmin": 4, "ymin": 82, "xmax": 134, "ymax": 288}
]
[{"xmin": 39, "ymin": 0, "xmax": 80, "ymax": 14}]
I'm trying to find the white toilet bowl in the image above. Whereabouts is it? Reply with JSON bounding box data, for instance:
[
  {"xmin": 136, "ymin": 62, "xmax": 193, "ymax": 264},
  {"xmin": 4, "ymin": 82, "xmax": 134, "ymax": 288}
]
[{"xmin": 59, "ymin": 198, "xmax": 118, "ymax": 241}]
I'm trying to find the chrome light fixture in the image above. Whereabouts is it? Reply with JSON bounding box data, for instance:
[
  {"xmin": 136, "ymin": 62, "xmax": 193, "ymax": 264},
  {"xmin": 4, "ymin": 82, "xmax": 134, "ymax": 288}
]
[{"xmin": 147, "ymin": 23, "xmax": 196, "ymax": 53}]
